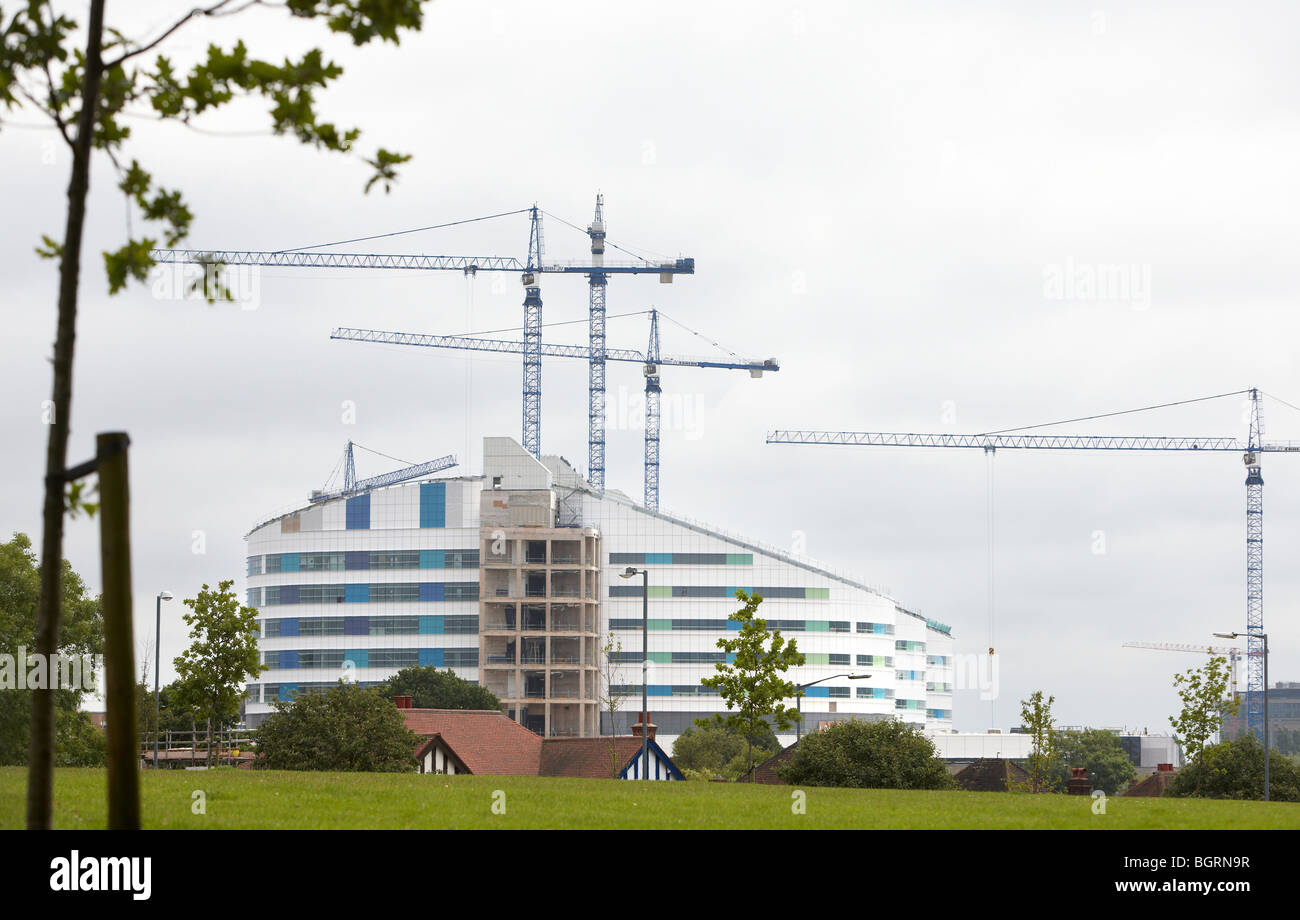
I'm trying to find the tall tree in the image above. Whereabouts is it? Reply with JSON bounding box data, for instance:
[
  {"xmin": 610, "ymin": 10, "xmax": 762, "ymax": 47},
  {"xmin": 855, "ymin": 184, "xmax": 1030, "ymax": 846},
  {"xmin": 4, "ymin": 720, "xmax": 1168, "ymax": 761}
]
[
  {"xmin": 700, "ymin": 589, "xmax": 805, "ymax": 775},
  {"xmin": 1018, "ymin": 690, "xmax": 1060, "ymax": 794},
  {"xmin": 1, "ymin": 0, "xmax": 432, "ymax": 828},
  {"xmin": 0, "ymin": 533, "xmax": 104, "ymax": 766},
  {"xmin": 171, "ymin": 580, "xmax": 262, "ymax": 765},
  {"xmin": 1170, "ymin": 655, "xmax": 1239, "ymax": 763}
]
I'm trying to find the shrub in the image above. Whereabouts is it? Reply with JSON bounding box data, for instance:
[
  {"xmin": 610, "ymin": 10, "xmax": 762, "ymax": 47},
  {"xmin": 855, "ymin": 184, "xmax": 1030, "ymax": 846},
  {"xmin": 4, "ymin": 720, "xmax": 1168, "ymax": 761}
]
[
  {"xmin": 778, "ymin": 718, "xmax": 955, "ymax": 790},
  {"xmin": 255, "ymin": 682, "xmax": 420, "ymax": 772},
  {"xmin": 1165, "ymin": 736, "xmax": 1300, "ymax": 801}
]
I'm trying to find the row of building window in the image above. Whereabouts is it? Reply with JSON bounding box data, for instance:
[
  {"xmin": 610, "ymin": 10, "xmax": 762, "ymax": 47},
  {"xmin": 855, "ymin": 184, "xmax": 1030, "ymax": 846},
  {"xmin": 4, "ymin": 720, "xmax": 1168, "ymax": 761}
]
[
  {"xmin": 261, "ymin": 647, "xmax": 478, "ymax": 670},
  {"xmin": 598, "ymin": 684, "xmax": 907, "ymax": 702},
  {"xmin": 609, "ymin": 585, "xmax": 831, "ymax": 600},
  {"xmin": 609, "ymin": 651, "xmax": 730, "ymax": 664},
  {"xmin": 608, "ymin": 685, "xmax": 722, "ymax": 697},
  {"xmin": 249, "ymin": 548, "xmax": 479, "ymax": 576},
  {"xmin": 338, "ymin": 483, "xmax": 448, "ymax": 531},
  {"xmin": 251, "ymin": 582, "xmax": 479, "ymax": 607},
  {"xmin": 605, "ymin": 618, "xmax": 902, "ymax": 639},
  {"xmin": 609, "ymin": 552, "xmax": 754, "ymax": 566},
  {"xmin": 927, "ymin": 655, "xmax": 951, "ymax": 666},
  {"xmin": 260, "ymin": 615, "xmax": 478, "ymax": 637}
]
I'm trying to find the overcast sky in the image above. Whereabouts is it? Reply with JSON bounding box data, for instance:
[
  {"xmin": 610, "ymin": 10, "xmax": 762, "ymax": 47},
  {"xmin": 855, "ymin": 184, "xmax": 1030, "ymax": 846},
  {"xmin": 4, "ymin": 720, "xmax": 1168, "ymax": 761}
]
[{"xmin": 3, "ymin": 0, "xmax": 1298, "ymax": 733}]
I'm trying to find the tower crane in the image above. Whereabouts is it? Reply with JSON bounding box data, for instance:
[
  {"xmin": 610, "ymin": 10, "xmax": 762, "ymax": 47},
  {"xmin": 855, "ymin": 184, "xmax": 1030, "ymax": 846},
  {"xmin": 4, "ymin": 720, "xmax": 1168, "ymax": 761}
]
[
  {"xmin": 1122, "ymin": 642, "xmax": 1242, "ymax": 699},
  {"xmin": 309, "ymin": 441, "xmax": 457, "ymax": 503},
  {"xmin": 333, "ymin": 309, "xmax": 778, "ymax": 511},
  {"xmin": 151, "ymin": 198, "xmax": 694, "ymax": 462},
  {"xmin": 766, "ymin": 388, "xmax": 1299, "ymax": 740}
]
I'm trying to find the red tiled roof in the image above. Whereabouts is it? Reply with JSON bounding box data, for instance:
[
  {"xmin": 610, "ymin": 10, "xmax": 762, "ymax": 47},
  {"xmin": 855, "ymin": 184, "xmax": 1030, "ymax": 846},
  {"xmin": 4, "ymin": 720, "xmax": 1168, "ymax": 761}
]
[
  {"xmin": 400, "ymin": 709, "xmax": 542, "ymax": 776},
  {"xmin": 539, "ymin": 737, "xmax": 669, "ymax": 779}
]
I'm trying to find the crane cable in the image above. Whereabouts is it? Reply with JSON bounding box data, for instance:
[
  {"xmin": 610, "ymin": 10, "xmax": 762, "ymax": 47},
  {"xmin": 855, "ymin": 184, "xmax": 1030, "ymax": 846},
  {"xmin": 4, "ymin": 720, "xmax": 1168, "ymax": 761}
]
[{"xmin": 276, "ymin": 208, "xmax": 532, "ymax": 254}]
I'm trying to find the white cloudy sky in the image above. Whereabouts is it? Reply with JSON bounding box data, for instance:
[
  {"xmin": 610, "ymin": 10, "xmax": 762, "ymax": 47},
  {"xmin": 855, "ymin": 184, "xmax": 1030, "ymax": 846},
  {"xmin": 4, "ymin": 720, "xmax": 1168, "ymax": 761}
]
[{"xmin": 3, "ymin": 0, "xmax": 1298, "ymax": 733}]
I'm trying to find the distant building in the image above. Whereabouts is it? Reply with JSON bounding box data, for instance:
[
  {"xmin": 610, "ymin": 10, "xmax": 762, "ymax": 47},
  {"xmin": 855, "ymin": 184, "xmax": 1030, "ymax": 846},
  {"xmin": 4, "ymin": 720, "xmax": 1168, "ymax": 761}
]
[{"xmin": 1223, "ymin": 683, "xmax": 1300, "ymax": 746}]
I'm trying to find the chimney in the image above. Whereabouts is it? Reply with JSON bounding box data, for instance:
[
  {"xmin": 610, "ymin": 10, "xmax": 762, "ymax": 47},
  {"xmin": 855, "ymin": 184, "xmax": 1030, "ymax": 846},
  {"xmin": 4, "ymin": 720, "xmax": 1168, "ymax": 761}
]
[
  {"xmin": 630, "ymin": 712, "xmax": 657, "ymax": 741},
  {"xmin": 1157, "ymin": 762, "xmax": 1173, "ymax": 772},
  {"xmin": 394, "ymin": 695, "xmax": 413, "ymax": 710},
  {"xmin": 1067, "ymin": 766, "xmax": 1091, "ymax": 796}
]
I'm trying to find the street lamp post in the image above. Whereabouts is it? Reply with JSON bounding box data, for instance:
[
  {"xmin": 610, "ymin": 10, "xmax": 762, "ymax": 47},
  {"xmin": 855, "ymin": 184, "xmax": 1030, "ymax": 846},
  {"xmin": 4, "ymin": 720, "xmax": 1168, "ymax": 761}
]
[
  {"xmin": 620, "ymin": 567, "xmax": 650, "ymax": 780},
  {"xmin": 153, "ymin": 591, "xmax": 174, "ymax": 769},
  {"xmin": 1216, "ymin": 630, "xmax": 1270, "ymax": 801},
  {"xmin": 795, "ymin": 673, "xmax": 871, "ymax": 742}
]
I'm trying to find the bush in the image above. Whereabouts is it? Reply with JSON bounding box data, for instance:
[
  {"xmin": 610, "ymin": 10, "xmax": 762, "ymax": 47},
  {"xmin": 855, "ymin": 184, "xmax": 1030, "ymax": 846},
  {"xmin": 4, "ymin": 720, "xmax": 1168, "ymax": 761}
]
[
  {"xmin": 1052, "ymin": 728, "xmax": 1138, "ymax": 795},
  {"xmin": 673, "ymin": 715, "xmax": 780, "ymax": 781},
  {"xmin": 777, "ymin": 718, "xmax": 955, "ymax": 790},
  {"xmin": 1165, "ymin": 736, "xmax": 1300, "ymax": 801},
  {"xmin": 375, "ymin": 666, "xmax": 501, "ymax": 711},
  {"xmin": 255, "ymin": 682, "xmax": 421, "ymax": 772}
]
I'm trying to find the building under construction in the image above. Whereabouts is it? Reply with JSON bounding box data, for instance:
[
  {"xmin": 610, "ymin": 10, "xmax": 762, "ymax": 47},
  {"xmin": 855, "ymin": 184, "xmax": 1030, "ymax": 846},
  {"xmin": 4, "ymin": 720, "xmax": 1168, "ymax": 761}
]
[{"xmin": 242, "ymin": 437, "xmax": 955, "ymax": 747}]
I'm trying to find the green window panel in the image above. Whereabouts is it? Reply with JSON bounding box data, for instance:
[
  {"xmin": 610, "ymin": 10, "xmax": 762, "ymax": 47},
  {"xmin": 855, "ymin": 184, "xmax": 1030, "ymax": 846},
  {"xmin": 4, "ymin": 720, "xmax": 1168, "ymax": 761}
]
[
  {"xmin": 805, "ymin": 587, "xmax": 830, "ymax": 599},
  {"xmin": 647, "ymin": 619, "xmax": 673, "ymax": 630},
  {"xmin": 646, "ymin": 585, "xmax": 672, "ymax": 599},
  {"xmin": 725, "ymin": 554, "xmax": 753, "ymax": 565},
  {"xmin": 648, "ymin": 651, "xmax": 672, "ymax": 664},
  {"xmin": 804, "ymin": 653, "xmax": 830, "ymax": 665},
  {"xmin": 804, "ymin": 621, "xmax": 830, "ymax": 632}
]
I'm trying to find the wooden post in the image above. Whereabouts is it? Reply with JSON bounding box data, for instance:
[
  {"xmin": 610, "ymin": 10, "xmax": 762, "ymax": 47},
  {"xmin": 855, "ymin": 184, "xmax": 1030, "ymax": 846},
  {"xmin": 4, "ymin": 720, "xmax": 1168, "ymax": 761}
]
[{"xmin": 98, "ymin": 432, "xmax": 139, "ymax": 829}]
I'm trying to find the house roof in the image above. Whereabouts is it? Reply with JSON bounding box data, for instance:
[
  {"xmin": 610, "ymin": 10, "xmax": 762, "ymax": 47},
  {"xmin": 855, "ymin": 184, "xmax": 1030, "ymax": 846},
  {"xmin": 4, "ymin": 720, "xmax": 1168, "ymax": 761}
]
[
  {"xmin": 400, "ymin": 709, "xmax": 542, "ymax": 776},
  {"xmin": 413, "ymin": 734, "xmax": 470, "ymax": 774},
  {"xmin": 539, "ymin": 737, "xmax": 681, "ymax": 780},
  {"xmin": 737, "ymin": 740, "xmax": 802, "ymax": 784}
]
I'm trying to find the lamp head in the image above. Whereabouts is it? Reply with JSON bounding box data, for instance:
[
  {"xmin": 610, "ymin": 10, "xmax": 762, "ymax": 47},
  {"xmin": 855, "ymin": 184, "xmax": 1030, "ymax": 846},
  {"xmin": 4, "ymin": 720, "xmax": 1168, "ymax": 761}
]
[
  {"xmin": 620, "ymin": 567, "xmax": 640, "ymax": 579},
  {"xmin": 158, "ymin": 591, "xmax": 174, "ymax": 601}
]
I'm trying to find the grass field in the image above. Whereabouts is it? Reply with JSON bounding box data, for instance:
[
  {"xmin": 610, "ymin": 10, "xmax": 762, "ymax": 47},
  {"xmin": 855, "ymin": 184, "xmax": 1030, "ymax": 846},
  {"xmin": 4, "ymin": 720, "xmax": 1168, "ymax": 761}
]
[{"xmin": 3, "ymin": 767, "xmax": 1299, "ymax": 829}]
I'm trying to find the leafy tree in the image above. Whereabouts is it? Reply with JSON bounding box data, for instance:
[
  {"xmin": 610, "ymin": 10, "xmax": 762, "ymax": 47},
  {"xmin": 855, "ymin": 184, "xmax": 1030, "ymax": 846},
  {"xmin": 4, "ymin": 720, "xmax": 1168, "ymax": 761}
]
[
  {"xmin": 1170, "ymin": 655, "xmax": 1239, "ymax": 763},
  {"xmin": 376, "ymin": 666, "xmax": 501, "ymax": 711},
  {"xmin": 0, "ymin": 533, "xmax": 103, "ymax": 766},
  {"xmin": 1165, "ymin": 736, "xmax": 1300, "ymax": 802},
  {"xmin": 255, "ymin": 682, "xmax": 420, "ymax": 772},
  {"xmin": 1017, "ymin": 690, "xmax": 1061, "ymax": 794},
  {"xmin": 597, "ymin": 632, "xmax": 626, "ymax": 778},
  {"xmin": 172, "ymin": 580, "xmax": 262, "ymax": 765},
  {"xmin": 1053, "ymin": 728, "xmax": 1138, "ymax": 795},
  {"xmin": 2, "ymin": 0, "xmax": 432, "ymax": 827},
  {"xmin": 777, "ymin": 718, "xmax": 956, "ymax": 790},
  {"xmin": 137, "ymin": 679, "xmax": 198, "ymax": 737},
  {"xmin": 673, "ymin": 714, "xmax": 780, "ymax": 781},
  {"xmin": 700, "ymin": 589, "xmax": 805, "ymax": 776}
]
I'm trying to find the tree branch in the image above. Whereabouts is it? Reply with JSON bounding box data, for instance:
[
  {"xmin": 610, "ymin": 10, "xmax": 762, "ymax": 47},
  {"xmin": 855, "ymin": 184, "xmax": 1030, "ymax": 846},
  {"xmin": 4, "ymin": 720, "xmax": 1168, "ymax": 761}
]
[{"xmin": 103, "ymin": 0, "xmax": 263, "ymax": 70}]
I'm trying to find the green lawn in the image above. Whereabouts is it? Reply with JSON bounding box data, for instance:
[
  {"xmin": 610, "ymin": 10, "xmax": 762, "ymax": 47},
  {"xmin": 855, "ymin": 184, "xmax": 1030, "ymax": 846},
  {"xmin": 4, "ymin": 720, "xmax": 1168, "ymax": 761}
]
[{"xmin": 2, "ymin": 767, "xmax": 1297, "ymax": 829}]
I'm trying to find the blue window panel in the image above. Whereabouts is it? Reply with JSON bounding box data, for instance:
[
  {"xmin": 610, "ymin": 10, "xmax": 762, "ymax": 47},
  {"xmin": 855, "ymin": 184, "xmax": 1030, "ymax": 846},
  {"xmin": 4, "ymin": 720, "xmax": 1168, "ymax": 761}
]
[
  {"xmin": 645, "ymin": 553, "xmax": 672, "ymax": 565},
  {"xmin": 419, "ymin": 648, "xmax": 444, "ymax": 668},
  {"xmin": 420, "ymin": 550, "xmax": 445, "ymax": 569},
  {"xmin": 345, "ymin": 649, "xmax": 368, "ymax": 669},
  {"xmin": 419, "ymin": 615, "xmax": 444, "ymax": 635},
  {"xmin": 345, "ymin": 583, "xmax": 370, "ymax": 604},
  {"xmin": 279, "ymin": 650, "xmax": 299, "ymax": 670},
  {"xmin": 279, "ymin": 585, "xmax": 299, "ymax": 606},
  {"xmin": 345, "ymin": 494, "xmax": 370, "ymax": 530},
  {"xmin": 344, "ymin": 616, "xmax": 369, "ymax": 636},
  {"xmin": 726, "ymin": 653, "xmax": 737, "ymax": 664},
  {"xmin": 345, "ymin": 551, "xmax": 370, "ymax": 571},
  {"xmin": 420, "ymin": 582, "xmax": 445, "ymax": 603},
  {"xmin": 278, "ymin": 618, "xmax": 299, "ymax": 637},
  {"xmin": 420, "ymin": 482, "xmax": 446, "ymax": 528},
  {"xmin": 647, "ymin": 685, "xmax": 672, "ymax": 697},
  {"xmin": 804, "ymin": 686, "xmax": 830, "ymax": 698},
  {"xmin": 726, "ymin": 619, "xmax": 742, "ymax": 631},
  {"xmin": 278, "ymin": 684, "xmax": 298, "ymax": 701},
  {"xmin": 280, "ymin": 553, "xmax": 300, "ymax": 573}
]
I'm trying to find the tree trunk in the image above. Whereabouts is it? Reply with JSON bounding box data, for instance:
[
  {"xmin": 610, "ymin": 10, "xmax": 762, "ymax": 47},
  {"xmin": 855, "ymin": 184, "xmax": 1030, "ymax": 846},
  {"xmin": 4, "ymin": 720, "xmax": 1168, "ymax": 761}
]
[{"xmin": 27, "ymin": 0, "xmax": 107, "ymax": 830}]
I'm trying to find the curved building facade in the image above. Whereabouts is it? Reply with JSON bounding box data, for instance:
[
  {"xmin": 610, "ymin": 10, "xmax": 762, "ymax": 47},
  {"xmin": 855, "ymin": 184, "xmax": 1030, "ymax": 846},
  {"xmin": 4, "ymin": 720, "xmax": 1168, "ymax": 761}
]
[{"xmin": 244, "ymin": 437, "xmax": 954, "ymax": 746}]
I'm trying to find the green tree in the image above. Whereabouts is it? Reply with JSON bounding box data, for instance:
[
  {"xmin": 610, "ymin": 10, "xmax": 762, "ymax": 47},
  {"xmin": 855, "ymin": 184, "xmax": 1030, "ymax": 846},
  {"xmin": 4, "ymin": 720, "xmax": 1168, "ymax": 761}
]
[
  {"xmin": 2, "ymin": 0, "xmax": 431, "ymax": 828},
  {"xmin": 777, "ymin": 718, "xmax": 956, "ymax": 790},
  {"xmin": 1017, "ymin": 690, "xmax": 1061, "ymax": 794},
  {"xmin": 376, "ymin": 666, "xmax": 501, "ymax": 711},
  {"xmin": 1170, "ymin": 655, "xmax": 1239, "ymax": 763},
  {"xmin": 0, "ymin": 533, "xmax": 104, "ymax": 766},
  {"xmin": 700, "ymin": 589, "xmax": 805, "ymax": 775},
  {"xmin": 255, "ymin": 682, "xmax": 420, "ymax": 772},
  {"xmin": 1053, "ymin": 728, "xmax": 1138, "ymax": 796},
  {"xmin": 172, "ymin": 580, "xmax": 262, "ymax": 765},
  {"xmin": 1166, "ymin": 736, "xmax": 1300, "ymax": 802},
  {"xmin": 673, "ymin": 714, "xmax": 780, "ymax": 781}
]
